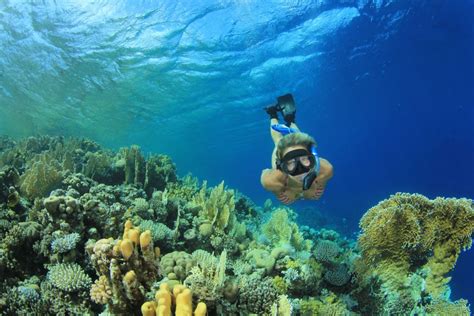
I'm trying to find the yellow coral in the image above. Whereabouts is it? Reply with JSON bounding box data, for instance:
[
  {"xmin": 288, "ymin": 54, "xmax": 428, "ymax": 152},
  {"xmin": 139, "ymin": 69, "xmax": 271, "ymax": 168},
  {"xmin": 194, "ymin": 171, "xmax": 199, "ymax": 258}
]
[
  {"xmin": 286, "ymin": 260, "xmax": 299, "ymax": 269},
  {"xmin": 90, "ymin": 275, "xmax": 112, "ymax": 305},
  {"xmin": 194, "ymin": 302, "xmax": 207, "ymax": 316},
  {"xmin": 141, "ymin": 301, "xmax": 156, "ymax": 316},
  {"xmin": 151, "ymin": 284, "xmax": 205, "ymax": 316},
  {"xmin": 120, "ymin": 238, "xmax": 134, "ymax": 260},
  {"xmin": 156, "ymin": 283, "xmax": 172, "ymax": 316},
  {"xmin": 140, "ymin": 230, "xmax": 152, "ymax": 250},
  {"xmin": 175, "ymin": 288, "xmax": 192, "ymax": 316},
  {"xmin": 359, "ymin": 200, "xmax": 421, "ymax": 263},
  {"xmin": 19, "ymin": 153, "xmax": 63, "ymax": 199},
  {"xmin": 128, "ymin": 228, "xmax": 141, "ymax": 245}
]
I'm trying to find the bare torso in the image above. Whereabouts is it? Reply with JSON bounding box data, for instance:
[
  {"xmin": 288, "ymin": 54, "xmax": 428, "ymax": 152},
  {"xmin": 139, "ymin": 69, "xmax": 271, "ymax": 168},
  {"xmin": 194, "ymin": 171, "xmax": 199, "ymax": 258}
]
[{"xmin": 261, "ymin": 157, "xmax": 333, "ymax": 204}]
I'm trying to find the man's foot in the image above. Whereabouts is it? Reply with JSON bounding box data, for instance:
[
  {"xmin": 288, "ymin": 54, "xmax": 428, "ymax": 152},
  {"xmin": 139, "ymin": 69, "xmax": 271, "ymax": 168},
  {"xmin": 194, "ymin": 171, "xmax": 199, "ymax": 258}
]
[
  {"xmin": 277, "ymin": 94, "xmax": 296, "ymax": 125},
  {"xmin": 264, "ymin": 104, "xmax": 280, "ymax": 120}
]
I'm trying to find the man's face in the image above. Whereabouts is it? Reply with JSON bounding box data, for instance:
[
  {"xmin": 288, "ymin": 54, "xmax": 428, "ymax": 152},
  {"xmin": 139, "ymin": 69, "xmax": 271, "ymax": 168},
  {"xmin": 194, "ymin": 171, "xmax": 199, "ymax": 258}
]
[{"xmin": 280, "ymin": 145, "xmax": 313, "ymax": 176}]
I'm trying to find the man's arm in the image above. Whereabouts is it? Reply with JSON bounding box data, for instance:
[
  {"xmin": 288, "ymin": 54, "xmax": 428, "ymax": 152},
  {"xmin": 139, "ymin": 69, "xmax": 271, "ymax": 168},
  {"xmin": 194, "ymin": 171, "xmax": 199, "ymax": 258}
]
[
  {"xmin": 260, "ymin": 168, "xmax": 287, "ymax": 193},
  {"xmin": 317, "ymin": 158, "xmax": 334, "ymax": 183},
  {"xmin": 304, "ymin": 158, "xmax": 334, "ymax": 200},
  {"xmin": 260, "ymin": 169, "xmax": 296, "ymax": 204}
]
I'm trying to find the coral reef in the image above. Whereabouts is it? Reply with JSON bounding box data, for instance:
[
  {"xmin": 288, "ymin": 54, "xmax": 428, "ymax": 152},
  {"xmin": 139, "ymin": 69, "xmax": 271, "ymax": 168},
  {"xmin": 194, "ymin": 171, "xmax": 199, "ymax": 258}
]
[
  {"xmin": 0, "ymin": 136, "xmax": 472, "ymax": 316},
  {"xmin": 356, "ymin": 193, "xmax": 474, "ymax": 315}
]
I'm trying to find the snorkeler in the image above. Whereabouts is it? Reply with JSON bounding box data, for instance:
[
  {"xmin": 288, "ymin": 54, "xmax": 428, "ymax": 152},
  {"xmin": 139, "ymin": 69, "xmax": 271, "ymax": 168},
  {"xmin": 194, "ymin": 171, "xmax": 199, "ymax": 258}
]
[{"xmin": 260, "ymin": 94, "xmax": 333, "ymax": 205}]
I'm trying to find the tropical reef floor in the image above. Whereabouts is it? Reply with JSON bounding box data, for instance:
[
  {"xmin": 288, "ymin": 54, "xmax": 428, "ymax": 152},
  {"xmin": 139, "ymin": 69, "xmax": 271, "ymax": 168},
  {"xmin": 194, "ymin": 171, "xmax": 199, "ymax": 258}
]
[{"xmin": 0, "ymin": 136, "xmax": 472, "ymax": 315}]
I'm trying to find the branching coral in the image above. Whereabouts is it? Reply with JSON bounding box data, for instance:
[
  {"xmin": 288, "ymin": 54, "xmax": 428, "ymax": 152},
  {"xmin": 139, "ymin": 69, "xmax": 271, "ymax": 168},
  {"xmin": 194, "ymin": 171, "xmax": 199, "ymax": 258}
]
[
  {"xmin": 184, "ymin": 249, "xmax": 227, "ymax": 306},
  {"xmin": 299, "ymin": 291, "xmax": 351, "ymax": 316}
]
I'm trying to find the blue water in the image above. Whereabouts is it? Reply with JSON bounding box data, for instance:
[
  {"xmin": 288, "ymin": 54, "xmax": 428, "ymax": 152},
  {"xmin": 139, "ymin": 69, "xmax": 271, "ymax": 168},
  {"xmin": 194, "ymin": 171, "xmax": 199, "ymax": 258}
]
[{"xmin": 1, "ymin": 0, "xmax": 473, "ymax": 305}]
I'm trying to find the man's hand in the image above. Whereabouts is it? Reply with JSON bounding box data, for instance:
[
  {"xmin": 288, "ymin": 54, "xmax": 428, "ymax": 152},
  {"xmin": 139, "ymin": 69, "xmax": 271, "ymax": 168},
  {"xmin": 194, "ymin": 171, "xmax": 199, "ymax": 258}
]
[
  {"xmin": 303, "ymin": 179, "xmax": 327, "ymax": 200},
  {"xmin": 277, "ymin": 190, "xmax": 297, "ymax": 205}
]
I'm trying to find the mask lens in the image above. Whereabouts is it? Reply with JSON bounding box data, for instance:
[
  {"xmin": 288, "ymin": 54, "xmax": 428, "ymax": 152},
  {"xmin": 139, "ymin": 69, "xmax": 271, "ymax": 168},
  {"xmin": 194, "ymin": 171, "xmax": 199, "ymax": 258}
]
[
  {"xmin": 283, "ymin": 159, "xmax": 297, "ymax": 172},
  {"xmin": 299, "ymin": 156, "xmax": 311, "ymax": 167}
]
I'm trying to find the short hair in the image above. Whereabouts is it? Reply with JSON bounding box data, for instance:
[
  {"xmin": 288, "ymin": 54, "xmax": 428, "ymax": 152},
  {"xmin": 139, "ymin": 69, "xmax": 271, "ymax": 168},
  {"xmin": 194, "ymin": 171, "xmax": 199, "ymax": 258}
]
[{"xmin": 276, "ymin": 132, "xmax": 317, "ymax": 160}]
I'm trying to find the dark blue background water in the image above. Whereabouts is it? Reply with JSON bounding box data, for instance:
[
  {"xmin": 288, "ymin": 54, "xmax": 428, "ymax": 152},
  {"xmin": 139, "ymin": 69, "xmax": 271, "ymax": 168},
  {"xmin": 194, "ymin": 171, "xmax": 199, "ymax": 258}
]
[
  {"xmin": 0, "ymin": 0, "xmax": 472, "ymax": 304},
  {"xmin": 179, "ymin": 1, "xmax": 474, "ymax": 302}
]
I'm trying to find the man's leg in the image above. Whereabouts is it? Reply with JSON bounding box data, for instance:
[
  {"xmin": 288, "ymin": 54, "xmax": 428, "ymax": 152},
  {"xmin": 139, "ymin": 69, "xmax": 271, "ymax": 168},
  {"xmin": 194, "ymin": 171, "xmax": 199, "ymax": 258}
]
[{"xmin": 270, "ymin": 118, "xmax": 283, "ymax": 144}]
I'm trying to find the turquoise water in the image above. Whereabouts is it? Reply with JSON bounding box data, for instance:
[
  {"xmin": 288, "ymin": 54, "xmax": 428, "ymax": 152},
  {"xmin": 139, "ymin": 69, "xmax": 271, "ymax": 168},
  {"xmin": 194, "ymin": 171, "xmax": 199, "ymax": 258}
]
[{"xmin": 1, "ymin": 0, "xmax": 473, "ymax": 315}]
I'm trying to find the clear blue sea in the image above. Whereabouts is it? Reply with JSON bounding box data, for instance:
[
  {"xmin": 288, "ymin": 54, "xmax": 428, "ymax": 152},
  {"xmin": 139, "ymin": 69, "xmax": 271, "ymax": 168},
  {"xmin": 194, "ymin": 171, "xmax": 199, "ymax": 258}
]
[{"xmin": 1, "ymin": 0, "xmax": 473, "ymax": 308}]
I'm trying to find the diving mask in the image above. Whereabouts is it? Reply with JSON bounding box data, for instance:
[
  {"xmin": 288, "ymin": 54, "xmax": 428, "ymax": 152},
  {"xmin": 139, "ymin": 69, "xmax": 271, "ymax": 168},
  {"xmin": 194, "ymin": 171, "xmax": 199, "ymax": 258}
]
[
  {"xmin": 278, "ymin": 149, "xmax": 315, "ymax": 176},
  {"xmin": 277, "ymin": 147, "xmax": 320, "ymax": 191}
]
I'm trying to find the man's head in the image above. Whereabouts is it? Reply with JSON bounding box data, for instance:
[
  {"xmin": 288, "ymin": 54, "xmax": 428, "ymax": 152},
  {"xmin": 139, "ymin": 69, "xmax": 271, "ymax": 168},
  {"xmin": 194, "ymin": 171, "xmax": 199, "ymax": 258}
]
[{"xmin": 276, "ymin": 133, "xmax": 317, "ymax": 176}]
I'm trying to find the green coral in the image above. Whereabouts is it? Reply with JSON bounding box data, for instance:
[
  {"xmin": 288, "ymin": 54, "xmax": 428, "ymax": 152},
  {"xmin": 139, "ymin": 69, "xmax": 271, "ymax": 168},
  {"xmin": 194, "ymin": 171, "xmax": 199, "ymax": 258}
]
[
  {"xmin": 246, "ymin": 249, "xmax": 275, "ymax": 274},
  {"xmin": 83, "ymin": 151, "xmax": 112, "ymax": 182},
  {"xmin": 262, "ymin": 207, "xmax": 312, "ymax": 251},
  {"xmin": 20, "ymin": 153, "xmax": 63, "ymax": 199},
  {"xmin": 425, "ymin": 299, "xmax": 470, "ymax": 316},
  {"xmin": 165, "ymin": 174, "xmax": 199, "ymax": 201},
  {"xmin": 357, "ymin": 193, "xmax": 474, "ymax": 314},
  {"xmin": 144, "ymin": 154, "xmax": 177, "ymax": 194},
  {"xmin": 300, "ymin": 292, "xmax": 351, "ymax": 316},
  {"xmin": 192, "ymin": 181, "xmax": 236, "ymax": 233},
  {"xmin": 47, "ymin": 263, "xmax": 91, "ymax": 292},
  {"xmin": 160, "ymin": 251, "xmax": 196, "ymax": 281},
  {"xmin": 272, "ymin": 276, "xmax": 288, "ymax": 295},
  {"xmin": 139, "ymin": 220, "xmax": 173, "ymax": 242},
  {"xmin": 314, "ymin": 239, "xmax": 341, "ymax": 263},
  {"xmin": 184, "ymin": 249, "xmax": 227, "ymax": 305},
  {"xmin": 121, "ymin": 145, "xmax": 146, "ymax": 186}
]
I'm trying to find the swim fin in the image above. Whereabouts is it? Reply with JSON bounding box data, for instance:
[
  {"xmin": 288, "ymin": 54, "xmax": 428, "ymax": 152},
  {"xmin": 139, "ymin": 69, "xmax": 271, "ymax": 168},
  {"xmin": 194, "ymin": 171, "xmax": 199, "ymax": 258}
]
[{"xmin": 277, "ymin": 93, "xmax": 296, "ymax": 125}]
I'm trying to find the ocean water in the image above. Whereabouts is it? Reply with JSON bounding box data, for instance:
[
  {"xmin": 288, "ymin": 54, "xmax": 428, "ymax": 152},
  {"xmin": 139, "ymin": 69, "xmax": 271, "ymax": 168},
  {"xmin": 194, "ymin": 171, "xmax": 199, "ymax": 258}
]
[{"xmin": 0, "ymin": 0, "xmax": 473, "ymax": 314}]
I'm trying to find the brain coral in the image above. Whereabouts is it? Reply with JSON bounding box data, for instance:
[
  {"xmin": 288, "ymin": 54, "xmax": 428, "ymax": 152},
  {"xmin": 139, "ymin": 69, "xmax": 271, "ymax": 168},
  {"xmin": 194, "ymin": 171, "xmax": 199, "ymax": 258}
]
[
  {"xmin": 324, "ymin": 263, "xmax": 351, "ymax": 286},
  {"xmin": 314, "ymin": 240, "xmax": 341, "ymax": 263}
]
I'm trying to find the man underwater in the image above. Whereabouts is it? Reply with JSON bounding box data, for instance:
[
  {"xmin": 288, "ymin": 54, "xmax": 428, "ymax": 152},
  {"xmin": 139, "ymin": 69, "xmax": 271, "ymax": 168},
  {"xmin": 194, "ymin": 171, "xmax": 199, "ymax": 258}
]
[{"xmin": 260, "ymin": 94, "xmax": 333, "ymax": 205}]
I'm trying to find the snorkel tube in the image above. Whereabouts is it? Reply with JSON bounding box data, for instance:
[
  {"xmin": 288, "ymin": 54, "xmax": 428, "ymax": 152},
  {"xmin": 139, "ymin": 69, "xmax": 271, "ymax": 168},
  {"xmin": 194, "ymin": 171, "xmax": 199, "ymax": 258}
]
[{"xmin": 272, "ymin": 124, "xmax": 321, "ymax": 190}]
